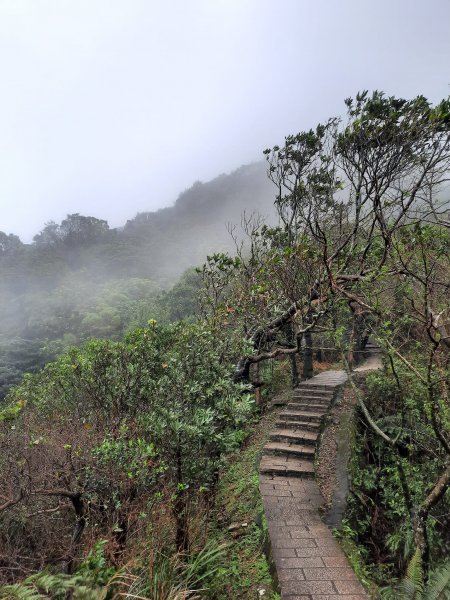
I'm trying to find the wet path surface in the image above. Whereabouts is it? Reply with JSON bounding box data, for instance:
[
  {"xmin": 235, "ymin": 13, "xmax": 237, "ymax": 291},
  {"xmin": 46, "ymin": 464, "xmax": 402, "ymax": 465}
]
[{"xmin": 259, "ymin": 370, "xmax": 368, "ymax": 599}]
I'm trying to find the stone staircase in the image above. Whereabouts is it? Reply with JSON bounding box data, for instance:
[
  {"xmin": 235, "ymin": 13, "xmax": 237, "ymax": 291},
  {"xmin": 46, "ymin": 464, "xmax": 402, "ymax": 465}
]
[
  {"xmin": 259, "ymin": 369, "xmax": 369, "ymax": 598},
  {"xmin": 260, "ymin": 371, "xmax": 347, "ymax": 479}
]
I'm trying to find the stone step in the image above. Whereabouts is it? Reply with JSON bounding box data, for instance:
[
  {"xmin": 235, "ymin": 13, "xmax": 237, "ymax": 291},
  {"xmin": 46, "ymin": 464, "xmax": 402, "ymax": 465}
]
[
  {"xmin": 286, "ymin": 402, "xmax": 329, "ymax": 412},
  {"xmin": 277, "ymin": 409, "xmax": 320, "ymax": 430},
  {"xmin": 285, "ymin": 400, "xmax": 331, "ymax": 413},
  {"xmin": 269, "ymin": 397, "xmax": 289, "ymax": 407},
  {"xmin": 291, "ymin": 394, "xmax": 333, "ymax": 403},
  {"xmin": 303, "ymin": 376, "xmax": 346, "ymax": 385},
  {"xmin": 302, "ymin": 382, "xmax": 343, "ymax": 388},
  {"xmin": 293, "ymin": 392, "xmax": 331, "ymax": 399},
  {"xmin": 283, "ymin": 409, "xmax": 325, "ymax": 421},
  {"xmin": 293, "ymin": 393, "xmax": 333, "ymax": 400},
  {"xmin": 294, "ymin": 383, "xmax": 337, "ymax": 394},
  {"xmin": 270, "ymin": 428, "xmax": 319, "ymax": 445},
  {"xmin": 275, "ymin": 419, "xmax": 321, "ymax": 432},
  {"xmin": 260, "ymin": 455, "xmax": 315, "ymax": 478},
  {"xmin": 292, "ymin": 385, "xmax": 335, "ymax": 398},
  {"xmin": 263, "ymin": 441, "xmax": 315, "ymax": 458}
]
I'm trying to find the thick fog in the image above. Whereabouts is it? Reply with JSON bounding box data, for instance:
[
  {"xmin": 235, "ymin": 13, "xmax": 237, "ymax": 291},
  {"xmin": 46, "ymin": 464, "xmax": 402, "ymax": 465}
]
[
  {"xmin": 1, "ymin": 0, "xmax": 449, "ymax": 241},
  {"xmin": 1, "ymin": 0, "xmax": 450, "ymax": 398},
  {"xmin": 0, "ymin": 162, "xmax": 279, "ymax": 397}
]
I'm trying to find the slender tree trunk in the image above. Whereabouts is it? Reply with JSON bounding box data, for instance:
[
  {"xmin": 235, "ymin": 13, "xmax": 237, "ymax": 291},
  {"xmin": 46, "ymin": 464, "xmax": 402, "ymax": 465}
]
[
  {"xmin": 285, "ymin": 322, "xmax": 299, "ymax": 387},
  {"xmin": 303, "ymin": 329, "xmax": 313, "ymax": 379},
  {"xmin": 112, "ymin": 487, "xmax": 136, "ymax": 562},
  {"xmin": 289, "ymin": 353, "xmax": 299, "ymax": 387},
  {"xmin": 347, "ymin": 314, "xmax": 355, "ymax": 369},
  {"xmin": 174, "ymin": 446, "xmax": 189, "ymax": 553},
  {"xmin": 66, "ymin": 494, "xmax": 86, "ymax": 574},
  {"xmin": 251, "ymin": 361, "xmax": 263, "ymax": 410},
  {"xmin": 234, "ymin": 357, "xmax": 251, "ymax": 384},
  {"xmin": 414, "ymin": 463, "xmax": 450, "ymax": 578},
  {"xmin": 354, "ymin": 312, "xmax": 365, "ymax": 365}
]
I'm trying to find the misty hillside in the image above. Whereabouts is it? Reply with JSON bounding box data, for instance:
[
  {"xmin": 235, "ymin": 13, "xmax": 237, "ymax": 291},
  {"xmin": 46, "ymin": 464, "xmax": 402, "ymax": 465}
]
[
  {"xmin": 120, "ymin": 161, "xmax": 276, "ymax": 281},
  {"xmin": 0, "ymin": 161, "xmax": 277, "ymax": 397}
]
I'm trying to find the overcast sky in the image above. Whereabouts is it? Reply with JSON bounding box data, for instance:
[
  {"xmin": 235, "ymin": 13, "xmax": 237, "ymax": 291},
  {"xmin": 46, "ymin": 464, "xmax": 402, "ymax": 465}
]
[{"xmin": 1, "ymin": 0, "xmax": 449, "ymax": 241}]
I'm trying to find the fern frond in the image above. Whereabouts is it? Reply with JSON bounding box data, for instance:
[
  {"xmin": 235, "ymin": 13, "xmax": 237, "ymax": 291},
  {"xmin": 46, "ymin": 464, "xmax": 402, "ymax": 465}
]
[
  {"xmin": 383, "ymin": 548, "xmax": 425, "ymax": 600},
  {"xmin": 0, "ymin": 584, "xmax": 44, "ymax": 600},
  {"xmin": 396, "ymin": 578, "xmax": 422, "ymax": 599},
  {"xmin": 425, "ymin": 561, "xmax": 450, "ymax": 600},
  {"xmin": 406, "ymin": 548, "xmax": 424, "ymax": 593}
]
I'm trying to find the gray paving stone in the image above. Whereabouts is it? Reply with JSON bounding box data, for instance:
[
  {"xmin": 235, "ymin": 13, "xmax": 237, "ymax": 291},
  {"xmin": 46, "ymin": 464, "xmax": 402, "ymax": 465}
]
[
  {"xmin": 281, "ymin": 581, "xmax": 336, "ymax": 595},
  {"xmin": 311, "ymin": 596, "xmax": 367, "ymax": 600},
  {"xmin": 279, "ymin": 557, "xmax": 326, "ymax": 569},
  {"xmin": 272, "ymin": 548, "xmax": 297, "ymax": 558},
  {"xmin": 278, "ymin": 569, "xmax": 306, "ymax": 582},
  {"xmin": 295, "ymin": 546, "xmax": 344, "ymax": 558},
  {"xmin": 322, "ymin": 556, "xmax": 352, "ymax": 567},
  {"xmin": 272, "ymin": 538, "xmax": 319, "ymax": 549},
  {"xmin": 333, "ymin": 581, "xmax": 367, "ymax": 594},
  {"xmin": 261, "ymin": 487, "xmax": 295, "ymax": 496},
  {"xmin": 314, "ymin": 538, "xmax": 342, "ymax": 548},
  {"xmin": 270, "ymin": 500, "xmax": 321, "ymax": 511},
  {"xmin": 264, "ymin": 509, "xmax": 320, "ymax": 522},
  {"xmin": 302, "ymin": 567, "xmax": 358, "ymax": 581}
]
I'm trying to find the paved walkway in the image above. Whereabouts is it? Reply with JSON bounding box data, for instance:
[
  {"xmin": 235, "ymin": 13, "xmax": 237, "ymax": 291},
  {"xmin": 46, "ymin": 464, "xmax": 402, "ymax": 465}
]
[
  {"xmin": 354, "ymin": 343, "xmax": 382, "ymax": 372},
  {"xmin": 259, "ymin": 370, "xmax": 368, "ymax": 599}
]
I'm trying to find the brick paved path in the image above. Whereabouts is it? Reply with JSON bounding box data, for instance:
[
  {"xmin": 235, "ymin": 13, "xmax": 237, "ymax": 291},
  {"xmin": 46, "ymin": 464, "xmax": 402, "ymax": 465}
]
[{"xmin": 260, "ymin": 371, "xmax": 368, "ymax": 599}]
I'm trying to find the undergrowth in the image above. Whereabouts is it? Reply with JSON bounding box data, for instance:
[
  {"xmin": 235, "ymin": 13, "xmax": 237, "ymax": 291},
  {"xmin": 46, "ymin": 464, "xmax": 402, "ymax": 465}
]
[
  {"xmin": 206, "ymin": 407, "xmax": 280, "ymax": 599},
  {"xmin": 0, "ymin": 364, "xmax": 288, "ymax": 600},
  {"xmin": 335, "ymin": 375, "xmax": 450, "ymax": 599}
]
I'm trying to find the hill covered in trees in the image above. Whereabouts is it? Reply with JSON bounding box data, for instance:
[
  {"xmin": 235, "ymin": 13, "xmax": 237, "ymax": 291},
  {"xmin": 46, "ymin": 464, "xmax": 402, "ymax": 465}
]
[
  {"xmin": 0, "ymin": 162, "xmax": 276, "ymax": 397},
  {"xmin": 0, "ymin": 91, "xmax": 449, "ymax": 598}
]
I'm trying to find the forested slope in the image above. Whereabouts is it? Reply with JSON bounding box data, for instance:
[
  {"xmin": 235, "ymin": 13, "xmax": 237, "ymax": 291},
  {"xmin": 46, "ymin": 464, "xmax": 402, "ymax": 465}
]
[{"xmin": 0, "ymin": 162, "xmax": 276, "ymax": 397}]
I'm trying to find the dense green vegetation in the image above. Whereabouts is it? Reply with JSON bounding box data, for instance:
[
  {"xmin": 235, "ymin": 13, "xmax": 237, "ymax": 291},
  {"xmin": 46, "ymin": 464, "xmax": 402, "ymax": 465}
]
[
  {"xmin": 343, "ymin": 369, "xmax": 450, "ymax": 596},
  {"xmin": 1, "ymin": 91, "xmax": 449, "ymax": 597},
  {"xmin": 0, "ymin": 322, "xmax": 284, "ymax": 599},
  {"xmin": 1, "ymin": 321, "xmax": 252, "ymax": 578}
]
